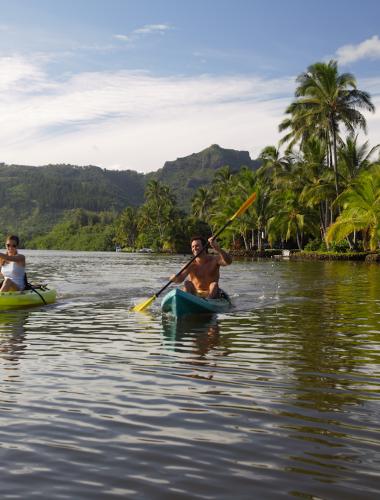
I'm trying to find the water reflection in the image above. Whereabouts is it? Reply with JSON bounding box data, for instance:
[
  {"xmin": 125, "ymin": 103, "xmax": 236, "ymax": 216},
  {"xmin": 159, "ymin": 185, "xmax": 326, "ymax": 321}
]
[
  {"xmin": 0, "ymin": 311, "xmax": 29, "ymax": 385},
  {"xmin": 161, "ymin": 313, "xmax": 225, "ymax": 357}
]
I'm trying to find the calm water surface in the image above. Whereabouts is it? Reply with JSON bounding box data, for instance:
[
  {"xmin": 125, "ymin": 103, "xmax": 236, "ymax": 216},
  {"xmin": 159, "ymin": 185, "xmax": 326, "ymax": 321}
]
[{"xmin": 0, "ymin": 251, "xmax": 379, "ymax": 499}]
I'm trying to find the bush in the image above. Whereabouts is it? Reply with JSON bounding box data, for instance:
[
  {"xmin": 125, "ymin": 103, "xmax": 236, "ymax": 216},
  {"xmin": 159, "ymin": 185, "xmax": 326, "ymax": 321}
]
[
  {"xmin": 304, "ymin": 238, "xmax": 322, "ymax": 251},
  {"xmin": 330, "ymin": 240, "xmax": 351, "ymax": 253}
]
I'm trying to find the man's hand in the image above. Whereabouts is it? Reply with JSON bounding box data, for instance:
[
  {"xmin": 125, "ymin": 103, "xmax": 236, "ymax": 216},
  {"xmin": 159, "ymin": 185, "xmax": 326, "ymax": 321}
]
[
  {"xmin": 208, "ymin": 237, "xmax": 221, "ymax": 252},
  {"xmin": 208, "ymin": 237, "xmax": 232, "ymax": 265}
]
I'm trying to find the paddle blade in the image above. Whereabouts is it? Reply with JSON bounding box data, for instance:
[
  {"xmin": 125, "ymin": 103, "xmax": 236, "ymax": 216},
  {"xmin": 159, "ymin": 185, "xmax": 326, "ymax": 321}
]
[
  {"xmin": 231, "ymin": 192, "xmax": 257, "ymax": 220},
  {"xmin": 132, "ymin": 294, "xmax": 157, "ymax": 312}
]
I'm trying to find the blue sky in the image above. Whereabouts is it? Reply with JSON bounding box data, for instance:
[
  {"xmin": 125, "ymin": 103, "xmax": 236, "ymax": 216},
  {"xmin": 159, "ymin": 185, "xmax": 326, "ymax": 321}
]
[{"xmin": 1, "ymin": 0, "xmax": 379, "ymax": 172}]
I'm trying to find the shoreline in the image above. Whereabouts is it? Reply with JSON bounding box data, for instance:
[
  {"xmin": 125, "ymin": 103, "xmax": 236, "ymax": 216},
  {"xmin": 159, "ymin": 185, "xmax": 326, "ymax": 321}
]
[{"xmin": 229, "ymin": 249, "xmax": 380, "ymax": 262}]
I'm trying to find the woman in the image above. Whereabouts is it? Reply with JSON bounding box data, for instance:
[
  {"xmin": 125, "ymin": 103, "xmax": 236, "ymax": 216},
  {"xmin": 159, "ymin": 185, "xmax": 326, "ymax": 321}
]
[{"xmin": 0, "ymin": 235, "xmax": 26, "ymax": 292}]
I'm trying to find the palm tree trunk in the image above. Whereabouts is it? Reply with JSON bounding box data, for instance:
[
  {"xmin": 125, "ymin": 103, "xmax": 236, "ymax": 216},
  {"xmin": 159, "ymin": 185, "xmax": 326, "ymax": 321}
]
[{"xmin": 330, "ymin": 120, "xmax": 339, "ymax": 198}]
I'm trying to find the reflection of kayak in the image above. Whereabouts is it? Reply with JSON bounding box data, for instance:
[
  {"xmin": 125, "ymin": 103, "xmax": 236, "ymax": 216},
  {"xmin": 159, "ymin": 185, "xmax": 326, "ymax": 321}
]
[
  {"xmin": 161, "ymin": 288, "xmax": 231, "ymax": 317},
  {"xmin": 0, "ymin": 287, "xmax": 56, "ymax": 310}
]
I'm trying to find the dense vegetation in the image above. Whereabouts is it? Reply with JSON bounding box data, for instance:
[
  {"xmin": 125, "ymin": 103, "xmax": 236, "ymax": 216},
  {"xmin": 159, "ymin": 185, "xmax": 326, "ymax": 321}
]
[
  {"xmin": 1, "ymin": 60, "xmax": 379, "ymax": 254},
  {"xmin": 0, "ymin": 163, "xmax": 144, "ymax": 244}
]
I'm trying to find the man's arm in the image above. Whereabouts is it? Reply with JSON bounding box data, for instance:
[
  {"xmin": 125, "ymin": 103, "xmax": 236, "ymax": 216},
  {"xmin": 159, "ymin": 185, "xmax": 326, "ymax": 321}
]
[
  {"xmin": 170, "ymin": 266, "xmax": 191, "ymax": 284},
  {"xmin": 208, "ymin": 238, "xmax": 232, "ymax": 266}
]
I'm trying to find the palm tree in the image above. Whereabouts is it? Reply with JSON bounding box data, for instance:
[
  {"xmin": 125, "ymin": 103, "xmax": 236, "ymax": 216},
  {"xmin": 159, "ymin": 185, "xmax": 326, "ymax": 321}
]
[
  {"xmin": 338, "ymin": 134, "xmax": 380, "ymax": 187},
  {"xmin": 298, "ymin": 137, "xmax": 336, "ymax": 239},
  {"xmin": 191, "ymin": 186, "xmax": 212, "ymax": 222},
  {"xmin": 280, "ymin": 60, "xmax": 375, "ymax": 197},
  {"xmin": 115, "ymin": 206, "xmax": 138, "ymax": 249},
  {"xmin": 140, "ymin": 180, "xmax": 178, "ymax": 248},
  {"xmin": 257, "ymin": 145, "xmax": 292, "ymax": 188},
  {"xmin": 267, "ymin": 189, "xmax": 319, "ymax": 250},
  {"xmin": 326, "ymin": 166, "xmax": 380, "ymax": 251}
]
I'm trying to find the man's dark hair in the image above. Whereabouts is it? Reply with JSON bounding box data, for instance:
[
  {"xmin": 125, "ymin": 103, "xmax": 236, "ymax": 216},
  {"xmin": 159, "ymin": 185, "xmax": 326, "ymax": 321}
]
[{"xmin": 190, "ymin": 235, "xmax": 208, "ymax": 253}]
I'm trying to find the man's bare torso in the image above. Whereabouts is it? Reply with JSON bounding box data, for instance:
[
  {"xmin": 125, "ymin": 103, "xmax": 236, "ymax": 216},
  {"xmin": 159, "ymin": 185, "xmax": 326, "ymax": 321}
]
[{"xmin": 187, "ymin": 255, "xmax": 220, "ymax": 292}]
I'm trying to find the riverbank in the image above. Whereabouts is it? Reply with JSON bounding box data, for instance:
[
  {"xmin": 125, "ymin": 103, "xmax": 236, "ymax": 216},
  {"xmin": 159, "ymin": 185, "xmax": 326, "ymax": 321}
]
[{"xmin": 230, "ymin": 249, "xmax": 380, "ymax": 262}]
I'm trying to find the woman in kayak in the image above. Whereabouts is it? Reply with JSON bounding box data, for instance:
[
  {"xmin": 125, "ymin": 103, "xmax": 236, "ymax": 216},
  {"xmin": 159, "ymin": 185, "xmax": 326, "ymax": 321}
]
[
  {"xmin": 170, "ymin": 236, "xmax": 232, "ymax": 299},
  {"xmin": 0, "ymin": 235, "xmax": 26, "ymax": 292}
]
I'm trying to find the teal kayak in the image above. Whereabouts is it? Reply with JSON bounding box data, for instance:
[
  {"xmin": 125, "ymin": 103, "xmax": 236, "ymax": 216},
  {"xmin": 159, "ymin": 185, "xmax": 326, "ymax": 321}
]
[{"xmin": 161, "ymin": 288, "xmax": 231, "ymax": 317}]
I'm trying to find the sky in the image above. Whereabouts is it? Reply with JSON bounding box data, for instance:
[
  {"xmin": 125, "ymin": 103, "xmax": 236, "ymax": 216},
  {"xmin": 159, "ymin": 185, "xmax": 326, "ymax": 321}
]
[{"xmin": 1, "ymin": 0, "xmax": 380, "ymax": 173}]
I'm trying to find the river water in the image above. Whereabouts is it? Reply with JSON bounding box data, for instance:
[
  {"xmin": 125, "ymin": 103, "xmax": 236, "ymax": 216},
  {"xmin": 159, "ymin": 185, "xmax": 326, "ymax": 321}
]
[{"xmin": 0, "ymin": 250, "xmax": 379, "ymax": 499}]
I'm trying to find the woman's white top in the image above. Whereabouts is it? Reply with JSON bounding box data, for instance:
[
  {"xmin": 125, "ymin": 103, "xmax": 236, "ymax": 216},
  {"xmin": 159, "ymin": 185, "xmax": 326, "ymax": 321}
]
[{"xmin": 1, "ymin": 261, "xmax": 25, "ymax": 290}]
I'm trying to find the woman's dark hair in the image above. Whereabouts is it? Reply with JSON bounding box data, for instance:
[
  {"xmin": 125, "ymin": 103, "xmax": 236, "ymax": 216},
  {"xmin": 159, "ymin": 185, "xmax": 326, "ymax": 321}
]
[
  {"xmin": 190, "ymin": 235, "xmax": 208, "ymax": 252},
  {"xmin": 7, "ymin": 235, "xmax": 20, "ymax": 246}
]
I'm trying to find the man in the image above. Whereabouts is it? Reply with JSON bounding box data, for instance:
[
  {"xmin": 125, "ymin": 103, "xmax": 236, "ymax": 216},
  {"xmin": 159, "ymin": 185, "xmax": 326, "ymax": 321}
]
[{"xmin": 170, "ymin": 236, "xmax": 232, "ymax": 299}]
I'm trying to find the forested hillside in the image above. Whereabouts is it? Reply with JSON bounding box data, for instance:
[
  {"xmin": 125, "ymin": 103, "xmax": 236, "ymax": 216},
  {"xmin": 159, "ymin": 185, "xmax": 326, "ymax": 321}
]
[
  {"xmin": 0, "ymin": 163, "xmax": 145, "ymax": 242},
  {"xmin": 0, "ymin": 145, "xmax": 258, "ymax": 247}
]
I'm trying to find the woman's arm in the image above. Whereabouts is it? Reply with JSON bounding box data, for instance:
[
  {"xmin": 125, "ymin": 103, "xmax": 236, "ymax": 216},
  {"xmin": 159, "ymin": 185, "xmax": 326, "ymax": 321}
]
[{"xmin": 0, "ymin": 253, "xmax": 25, "ymax": 265}]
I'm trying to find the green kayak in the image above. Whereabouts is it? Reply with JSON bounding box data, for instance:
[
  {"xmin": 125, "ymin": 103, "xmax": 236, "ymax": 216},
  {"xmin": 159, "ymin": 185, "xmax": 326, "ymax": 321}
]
[
  {"xmin": 161, "ymin": 288, "xmax": 231, "ymax": 317},
  {"xmin": 0, "ymin": 287, "xmax": 56, "ymax": 310}
]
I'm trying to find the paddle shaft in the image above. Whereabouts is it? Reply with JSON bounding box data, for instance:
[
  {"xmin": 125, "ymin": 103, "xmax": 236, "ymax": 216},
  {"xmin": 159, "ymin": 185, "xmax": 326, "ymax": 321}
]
[
  {"xmin": 154, "ymin": 218, "xmax": 234, "ymax": 299},
  {"xmin": 25, "ymin": 273, "xmax": 47, "ymax": 305},
  {"xmin": 29, "ymin": 285, "xmax": 47, "ymax": 305}
]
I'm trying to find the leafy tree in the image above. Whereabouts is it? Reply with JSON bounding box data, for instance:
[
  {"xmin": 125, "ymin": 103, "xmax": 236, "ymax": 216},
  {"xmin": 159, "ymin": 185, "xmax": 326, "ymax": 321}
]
[
  {"xmin": 280, "ymin": 60, "xmax": 375, "ymax": 197},
  {"xmin": 326, "ymin": 166, "xmax": 380, "ymax": 251},
  {"xmin": 115, "ymin": 207, "xmax": 138, "ymax": 249}
]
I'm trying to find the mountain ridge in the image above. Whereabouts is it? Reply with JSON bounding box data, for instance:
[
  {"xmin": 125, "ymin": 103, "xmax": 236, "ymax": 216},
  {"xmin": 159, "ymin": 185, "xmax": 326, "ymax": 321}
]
[{"xmin": 0, "ymin": 144, "xmax": 260, "ymax": 241}]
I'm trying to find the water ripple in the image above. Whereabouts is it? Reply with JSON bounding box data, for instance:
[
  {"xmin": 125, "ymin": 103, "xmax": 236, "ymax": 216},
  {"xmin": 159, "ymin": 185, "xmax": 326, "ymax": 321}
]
[{"xmin": 0, "ymin": 253, "xmax": 379, "ymax": 498}]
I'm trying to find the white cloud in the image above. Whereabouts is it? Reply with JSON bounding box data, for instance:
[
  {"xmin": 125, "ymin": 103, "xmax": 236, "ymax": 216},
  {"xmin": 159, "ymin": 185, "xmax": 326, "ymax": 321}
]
[
  {"xmin": 113, "ymin": 23, "xmax": 171, "ymax": 44},
  {"xmin": 336, "ymin": 35, "xmax": 380, "ymax": 64},
  {"xmin": 0, "ymin": 55, "xmax": 49, "ymax": 92},
  {"xmin": 134, "ymin": 24, "xmax": 171, "ymax": 35},
  {"xmin": 113, "ymin": 34, "xmax": 131, "ymax": 42},
  {"xmin": 0, "ymin": 55, "xmax": 379, "ymax": 173}
]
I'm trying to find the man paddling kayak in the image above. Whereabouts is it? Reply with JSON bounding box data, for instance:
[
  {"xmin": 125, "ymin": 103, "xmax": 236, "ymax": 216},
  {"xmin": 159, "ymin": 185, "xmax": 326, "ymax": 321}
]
[{"xmin": 170, "ymin": 236, "xmax": 232, "ymax": 299}]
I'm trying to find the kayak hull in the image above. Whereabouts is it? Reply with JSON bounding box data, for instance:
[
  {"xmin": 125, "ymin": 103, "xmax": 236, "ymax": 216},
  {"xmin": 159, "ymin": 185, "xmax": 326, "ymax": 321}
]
[
  {"xmin": 161, "ymin": 288, "xmax": 231, "ymax": 317},
  {"xmin": 0, "ymin": 288, "xmax": 57, "ymax": 310}
]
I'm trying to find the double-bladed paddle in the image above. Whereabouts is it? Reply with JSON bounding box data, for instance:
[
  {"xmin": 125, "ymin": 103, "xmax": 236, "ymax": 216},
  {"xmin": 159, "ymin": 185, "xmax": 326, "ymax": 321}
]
[{"xmin": 132, "ymin": 191, "xmax": 256, "ymax": 312}]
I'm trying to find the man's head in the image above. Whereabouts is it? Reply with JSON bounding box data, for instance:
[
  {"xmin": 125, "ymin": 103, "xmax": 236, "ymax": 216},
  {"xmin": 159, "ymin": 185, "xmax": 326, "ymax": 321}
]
[{"xmin": 190, "ymin": 236, "xmax": 208, "ymax": 255}]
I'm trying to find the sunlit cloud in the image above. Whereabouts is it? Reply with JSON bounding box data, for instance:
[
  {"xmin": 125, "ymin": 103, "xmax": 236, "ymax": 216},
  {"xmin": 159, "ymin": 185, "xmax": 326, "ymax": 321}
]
[
  {"xmin": 0, "ymin": 55, "xmax": 379, "ymax": 172},
  {"xmin": 113, "ymin": 23, "xmax": 172, "ymax": 44},
  {"xmin": 134, "ymin": 24, "xmax": 171, "ymax": 35},
  {"xmin": 113, "ymin": 34, "xmax": 131, "ymax": 42},
  {"xmin": 336, "ymin": 35, "xmax": 380, "ymax": 64}
]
